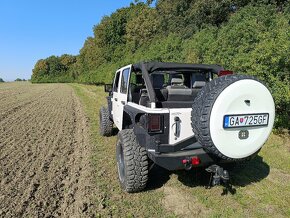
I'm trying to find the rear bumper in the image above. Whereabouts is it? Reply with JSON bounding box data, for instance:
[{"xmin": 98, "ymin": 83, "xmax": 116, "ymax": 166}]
[{"xmin": 148, "ymin": 148, "xmax": 217, "ymax": 171}]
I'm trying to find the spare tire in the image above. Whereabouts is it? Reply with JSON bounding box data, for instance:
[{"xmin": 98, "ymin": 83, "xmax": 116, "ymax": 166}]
[{"xmin": 191, "ymin": 74, "xmax": 275, "ymax": 160}]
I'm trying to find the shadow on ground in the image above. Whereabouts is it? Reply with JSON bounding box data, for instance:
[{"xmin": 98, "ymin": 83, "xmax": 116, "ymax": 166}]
[
  {"xmin": 146, "ymin": 155, "xmax": 270, "ymax": 191},
  {"xmin": 146, "ymin": 164, "xmax": 171, "ymax": 191}
]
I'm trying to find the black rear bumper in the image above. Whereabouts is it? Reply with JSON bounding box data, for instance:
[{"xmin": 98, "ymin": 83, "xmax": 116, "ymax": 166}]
[{"xmin": 148, "ymin": 148, "xmax": 216, "ymax": 171}]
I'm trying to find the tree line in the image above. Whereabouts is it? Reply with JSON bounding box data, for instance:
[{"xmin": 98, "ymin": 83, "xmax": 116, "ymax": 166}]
[
  {"xmin": 31, "ymin": 0, "xmax": 290, "ymax": 129},
  {"xmin": 0, "ymin": 78, "xmax": 28, "ymax": 82}
]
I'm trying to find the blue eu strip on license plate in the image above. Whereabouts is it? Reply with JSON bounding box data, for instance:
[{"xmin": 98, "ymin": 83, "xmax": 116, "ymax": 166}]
[{"xmin": 223, "ymin": 113, "xmax": 269, "ymax": 128}]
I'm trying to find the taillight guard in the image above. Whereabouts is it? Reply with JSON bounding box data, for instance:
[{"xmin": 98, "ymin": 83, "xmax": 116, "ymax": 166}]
[{"xmin": 148, "ymin": 114, "xmax": 163, "ymax": 133}]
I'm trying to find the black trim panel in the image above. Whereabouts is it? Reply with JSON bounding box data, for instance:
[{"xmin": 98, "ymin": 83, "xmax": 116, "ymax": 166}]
[
  {"xmin": 158, "ymin": 136, "xmax": 199, "ymax": 153},
  {"xmin": 123, "ymin": 104, "xmax": 170, "ymax": 148}
]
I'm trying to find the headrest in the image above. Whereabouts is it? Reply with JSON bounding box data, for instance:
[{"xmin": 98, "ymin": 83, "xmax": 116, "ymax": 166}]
[
  {"xmin": 171, "ymin": 78, "xmax": 183, "ymax": 86},
  {"xmin": 192, "ymin": 73, "xmax": 206, "ymax": 88},
  {"xmin": 192, "ymin": 81, "xmax": 206, "ymax": 88}
]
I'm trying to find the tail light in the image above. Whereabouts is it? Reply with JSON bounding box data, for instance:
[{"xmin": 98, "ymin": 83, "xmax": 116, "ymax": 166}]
[
  {"xmin": 191, "ymin": 157, "xmax": 200, "ymax": 165},
  {"xmin": 181, "ymin": 157, "xmax": 201, "ymax": 170},
  {"xmin": 148, "ymin": 114, "xmax": 162, "ymax": 133},
  {"xmin": 218, "ymin": 70, "xmax": 234, "ymax": 77}
]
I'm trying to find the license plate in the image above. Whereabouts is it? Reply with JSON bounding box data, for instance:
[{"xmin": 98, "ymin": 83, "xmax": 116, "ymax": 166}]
[{"xmin": 223, "ymin": 113, "xmax": 269, "ymax": 128}]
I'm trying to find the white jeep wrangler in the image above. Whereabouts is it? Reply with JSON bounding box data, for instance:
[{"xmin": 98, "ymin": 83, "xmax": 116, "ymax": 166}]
[{"xmin": 99, "ymin": 62, "xmax": 275, "ymax": 193}]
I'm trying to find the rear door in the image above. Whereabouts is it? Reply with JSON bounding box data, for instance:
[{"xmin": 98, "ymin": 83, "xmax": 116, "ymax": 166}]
[
  {"xmin": 112, "ymin": 65, "xmax": 132, "ymax": 130},
  {"xmin": 112, "ymin": 70, "xmax": 121, "ymax": 128}
]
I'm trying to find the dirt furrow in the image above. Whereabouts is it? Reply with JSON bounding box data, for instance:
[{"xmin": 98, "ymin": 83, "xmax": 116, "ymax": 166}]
[
  {"xmin": 0, "ymin": 86, "xmax": 59, "ymax": 159},
  {"xmin": 0, "ymin": 83, "xmax": 96, "ymax": 218},
  {"xmin": 0, "ymin": 86, "xmax": 55, "ymax": 123}
]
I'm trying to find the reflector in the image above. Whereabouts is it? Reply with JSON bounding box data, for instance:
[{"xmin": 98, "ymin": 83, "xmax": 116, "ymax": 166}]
[
  {"xmin": 182, "ymin": 159, "xmax": 188, "ymax": 164},
  {"xmin": 191, "ymin": 157, "xmax": 200, "ymax": 165}
]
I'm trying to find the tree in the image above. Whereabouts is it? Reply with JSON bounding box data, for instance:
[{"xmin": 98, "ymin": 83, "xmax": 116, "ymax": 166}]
[
  {"xmin": 0, "ymin": 78, "xmax": 4, "ymax": 82},
  {"xmin": 31, "ymin": 55, "xmax": 77, "ymax": 83},
  {"xmin": 125, "ymin": 6, "xmax": 160, "ymax": 49}
]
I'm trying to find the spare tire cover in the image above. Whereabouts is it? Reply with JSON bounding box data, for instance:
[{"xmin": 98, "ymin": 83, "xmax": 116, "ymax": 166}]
[{"xmin": 191, "ymin": 75, "xmax": 275, "ymax": 160}]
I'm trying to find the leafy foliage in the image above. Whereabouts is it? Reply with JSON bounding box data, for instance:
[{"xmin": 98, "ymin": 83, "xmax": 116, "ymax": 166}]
[
  {"xmin": 183, "ymin": 5, "xmax": 290, "ymax": 129},
  {"xmin": 14, "ymin": 78, "xmax": 27, "ymax": 81},
  {"xmin": 32, "ymin": 54, "xmax": 76, "ymax": 83},
  {"xmin": 31, "ymin": 1, "xmax": 290, "ymax": 129},
  {"xmin": 126, "ymin": 6, "xmax": 159, "ymax": 48}
]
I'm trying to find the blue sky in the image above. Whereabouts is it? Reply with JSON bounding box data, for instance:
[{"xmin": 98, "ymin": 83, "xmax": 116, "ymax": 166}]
[{"xmin": 0, "ymin": 0, "xmax": 133, "ymax": 81}]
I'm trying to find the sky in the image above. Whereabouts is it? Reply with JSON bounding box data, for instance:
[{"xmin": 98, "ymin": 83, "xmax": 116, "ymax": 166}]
[{"xmin": 0, "ymin": 0, "xmax": 133, "ymax": 81}]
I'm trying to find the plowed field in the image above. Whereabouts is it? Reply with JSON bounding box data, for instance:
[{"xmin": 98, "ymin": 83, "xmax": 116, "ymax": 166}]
[{"xmin": 0, "ymin": 83, "xmax": 96, "ymax": 217}]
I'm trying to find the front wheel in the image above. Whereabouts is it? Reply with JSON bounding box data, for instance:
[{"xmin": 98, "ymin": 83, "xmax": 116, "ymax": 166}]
[
  {"xmin": 99, "ymin": 107, "xmax": 113, "ymax": 136},
  {"xmin": 116, "ymin": 129, "xmax": 148, "ymax": 193}
]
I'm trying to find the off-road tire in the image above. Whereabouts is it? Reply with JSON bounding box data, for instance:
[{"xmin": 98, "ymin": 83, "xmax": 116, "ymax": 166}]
[
  {"xmin": 116, "ymin": 129, "xmax": 148, "ymax": 193},
  {"xmin": 99, "ymin": 107, "xmax": 113, "ymax": 136},
  {"xmin": 191, "ymin": 74, "xmax": 262, "ymax": 161}
]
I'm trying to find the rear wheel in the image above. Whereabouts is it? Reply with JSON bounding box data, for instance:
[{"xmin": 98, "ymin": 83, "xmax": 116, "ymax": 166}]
[
  {"xmin": 116, "ymin": 129, "xmax": 148, "ymax": 193},
  {"xmin": 99, "ymin": 107, "xmax": 113, "ymax": 136}
]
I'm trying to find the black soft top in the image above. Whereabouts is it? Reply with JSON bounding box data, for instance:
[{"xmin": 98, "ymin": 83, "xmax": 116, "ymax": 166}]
[
  {"xmin": 132, "ymin": 62, "xmax": 223, "ymax": 74},
  {"xmin": 131, "ymin": 62, "xmax": 224, "ymax": 105}
]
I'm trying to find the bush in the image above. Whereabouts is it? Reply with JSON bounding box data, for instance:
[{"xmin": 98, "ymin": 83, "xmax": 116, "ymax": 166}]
[{"xmin": 183, "ymin": 5, "xmax": 290, "ymax": 129}]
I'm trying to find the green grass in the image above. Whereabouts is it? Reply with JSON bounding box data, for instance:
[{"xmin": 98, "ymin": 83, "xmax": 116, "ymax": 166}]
[
  {"xmin": 70, "ymin": 84, "xmax": 169, "ymax": 217},
  {"xmin": 71, "ymin": 84, "xmax": 290, "ymax": 218}
]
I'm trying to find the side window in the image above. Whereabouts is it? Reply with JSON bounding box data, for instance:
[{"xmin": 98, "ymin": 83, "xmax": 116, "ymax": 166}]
[
  {"xmin": 130, "ymin": 72, "xmax": 144, "ymax": 85},
  {"xmin": 120, "ymin": 68, "xmax": 130, "ymax": 94},
  {"xmin": 113, "ymin": 71, "xmax": 120, "ymax": 92},
  {"xmin": 164, "ymin": 73, "xmax": 170, "ymax": 86}
]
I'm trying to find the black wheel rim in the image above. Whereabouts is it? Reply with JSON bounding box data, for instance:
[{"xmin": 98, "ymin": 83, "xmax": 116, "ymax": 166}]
[{"xmin": 117, "ymin": 141, "xmax": 125, "ymax": 183}]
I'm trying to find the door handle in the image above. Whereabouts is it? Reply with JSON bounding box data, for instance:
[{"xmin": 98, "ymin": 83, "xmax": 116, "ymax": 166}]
[
  {"xmin": 174, "ymin": 117, "xmax": 181, "ymax": 138},
  {"xmin": 114, "ymin": 98, "xmax": 118, "ymax": 101},
  {"xmin": 121, "ymin": 101, "xmax": 125, "ymax": 105}
]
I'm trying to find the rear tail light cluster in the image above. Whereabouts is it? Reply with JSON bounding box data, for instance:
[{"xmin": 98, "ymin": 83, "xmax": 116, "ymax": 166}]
[
  {"xmin": 148, "ymin": 114, "xmax": 162, "ymax": 133},
  {"xmin": 182, "ymin": 157, "xmax": 201, "ymax": 166}
]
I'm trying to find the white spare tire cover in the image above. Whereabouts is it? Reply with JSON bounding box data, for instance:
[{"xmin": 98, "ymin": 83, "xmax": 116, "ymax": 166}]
[{"xmin": 191, "ymin": 75, "xmax": 275, "ymax": 160}]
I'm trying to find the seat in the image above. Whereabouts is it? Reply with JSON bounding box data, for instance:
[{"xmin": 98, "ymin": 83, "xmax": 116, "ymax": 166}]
[
  {"xmin": 139, "ymin": 89, "xmax": 149, "ymax": 107},
  {"xmin": 166, "ymin": 78, "xmax": 192, "ymax": 101},
  {"xmin": 151, "ymin": 74, "xmax": 167, "ymax": 102},
  {"xmin": 130, "ymin": 74, "xmax": 144, "ymax": 104},
  {"xmin": 192, "ymin": 74, "xmax": 206, "ymax": 99}
]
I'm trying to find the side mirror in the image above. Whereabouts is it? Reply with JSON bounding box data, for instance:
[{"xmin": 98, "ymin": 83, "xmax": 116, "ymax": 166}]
[{"xmin": 104, "ymin": 84, "xmax": 113, "ymax": 93}]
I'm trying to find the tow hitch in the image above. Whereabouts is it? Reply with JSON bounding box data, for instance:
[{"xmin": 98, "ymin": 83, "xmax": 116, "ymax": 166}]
[{"xmin": 205, "ymin": 164, "xmax": 236, "ymax": 195}]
